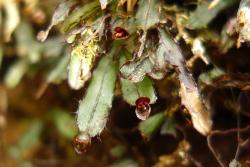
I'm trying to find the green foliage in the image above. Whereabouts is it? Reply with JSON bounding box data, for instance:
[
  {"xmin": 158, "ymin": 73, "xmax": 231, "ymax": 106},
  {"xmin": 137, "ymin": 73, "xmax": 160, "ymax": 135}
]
[
  {"xmin": 160, "ymin": 117, "xmax": 177, "ymax": 137},
  {"xmin": 1, "ymin": 0, "xmax": 250, "ymax": 165},
  {"xmin": 50, "ymin": 108, "xmax": 77, "ymax": 139},
  {"xmin": 46, "ymin": 52, "xmax": 70, "ymax": 83},
  {"xmin": 120, "ymin": 51, "xmax": 157, "ymax": 105},
  {"xmin": 60, "ymin": 1, "xmax": 100, "ymax": 33},
  {"xmin": 138, "ymin": 112, "xmax": 165, "ymax": 139},
  {"xmin": 136, "ymin": 0, "xmax": 161, "ymax": 30},
  {"xmin": 120, "ymin": 75, "xmax": 157, "ymax": 105},
  {"xmin": 37, "ymin": 0, "xmax": 78, "ymax": 41},
  {"xmin": 8, "ymin": 120, "xmax": 43, "ymax": 160},
  {"xmin": 76, "ymin": 46, "xmax": 118, "ymax": 138}
]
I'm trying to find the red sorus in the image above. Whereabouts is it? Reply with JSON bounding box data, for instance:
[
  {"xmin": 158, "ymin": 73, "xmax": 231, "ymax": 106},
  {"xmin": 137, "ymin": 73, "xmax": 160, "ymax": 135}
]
[
  {"xmin": 112, "ymin": 26, "xmax": 129, "ymax": 40},
  {"xmin": 72, "ymin": 133, "xmax": 91, "ymax": 154},
  {"xmin": 135, "ymin": 97, "xmax": 151, "ymax": 120}
]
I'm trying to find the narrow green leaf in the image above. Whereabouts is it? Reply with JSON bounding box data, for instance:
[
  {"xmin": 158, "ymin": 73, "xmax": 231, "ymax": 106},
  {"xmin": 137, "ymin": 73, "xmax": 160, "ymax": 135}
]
[
  {"xmin": 15, "ymin": 22, "xmax": 34, "ymax": 55},
  {"xmin": 136, "ymin": 0, "xmax": 161, "ymax": 30},
  {"xmin": 138, "ymin": 112, "xmax": 165, "ymax": 139},
  {"xmin": 121, "ymin": 76, "xmax": 157, "ymax": 105},
  {"xmin": 15, "ymin": 22, "xmax": 42, "ymax": 63},
  {"xmin": 157, "ymin": 28, "xmax": 183, "ymax": 67},
  {"xmin": 60, "ymin": 1, "xmax": 100, "ymax": 33},
  {"xmin": 42, "ymin": 37, "xmax": 65, "ymax": 58},
  {"xmin": 47, "ymin": 52, "xmax": 70, "ymax": 83},
  {"xmin": 8, "ymin": 120, "xmax": 43, "ymax": 160},
  {"xmin": 158, "ymin": 28, "xmax": 212, "ymax": 135},
  {"xmin": 50, "ymin": 108, "xmax": 77, "ymax": 139},
  {"xmin": 135, "ymin": 0, "xmax": 161, "ymax": 58},
  {"xmin": 120, "ymin": 51, "xmax": 157, "ymax": 105},
  {"xmin": 157, "ymin": 28, "xmax": 195, "ymax": 89},
  {"xmin": 37, "ymin": 0, "xmax": 77, "ymax": 41},
  {"xmin": 186, "ymin": 0, "xmax": 237, "ymax": 29},
  {"xmin": 51, "ymin": 0, "xmax": 77, "ymax": 24},
  {"xmin": 76, "ymin": 47, "xmax": 118, "ymax": 138},
  {"xmin": 4, "ymin": 59, "xmax": 28, "ymax": 88},
  {"xmin": 160, "ymin": 117, "xmax": 177, "ymax": 137}
]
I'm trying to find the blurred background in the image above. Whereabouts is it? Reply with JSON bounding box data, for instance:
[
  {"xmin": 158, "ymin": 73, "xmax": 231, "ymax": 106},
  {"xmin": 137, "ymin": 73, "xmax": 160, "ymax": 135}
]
[{"xmin": 0, "ymin": 0, "xmax": 250, "ymax": 167}]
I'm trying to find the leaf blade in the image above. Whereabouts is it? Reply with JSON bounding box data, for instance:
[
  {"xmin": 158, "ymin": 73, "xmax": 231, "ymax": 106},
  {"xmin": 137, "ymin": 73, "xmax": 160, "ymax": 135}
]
[
  {"xmin": 136, "ymin": 0, "xmax": 161, "ymax": 30},
  {"xmin": 37, "ymin": 0, "xmax": 77, "ymax": 41},
  {"xmin": 120, "ymin": 51, "xmax": 157, "ymax": 105},
  {"xmin": 47, "ymin": 51, "xmax": 70, "ymax": 83},
  {"xmin": 76, "ymin": 48, "xmax": 118, "ymax": 138},
  {"xmin": 138, "ymin": 112, "xmax": 165, "ymax": 139},
  {"xmin": 60, "ymin": 1, "xmax": 100, "ymax": 33},
  {"xmin": 158, "ymin": 28, "xmax": 212, "ymax": 135}
]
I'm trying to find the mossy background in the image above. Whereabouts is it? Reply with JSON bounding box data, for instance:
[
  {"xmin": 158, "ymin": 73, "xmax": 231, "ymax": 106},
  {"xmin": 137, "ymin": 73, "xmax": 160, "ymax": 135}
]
[{"xmin": 0, "ymin": 0, "xmax": 250, "ymax": 167}]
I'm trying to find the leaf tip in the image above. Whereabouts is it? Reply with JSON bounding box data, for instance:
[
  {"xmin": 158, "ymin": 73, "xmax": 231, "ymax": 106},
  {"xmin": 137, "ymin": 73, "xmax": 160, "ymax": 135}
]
[{"xmin": 37, "ymin": 30, "xmax": 49, "ymax": 42}]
